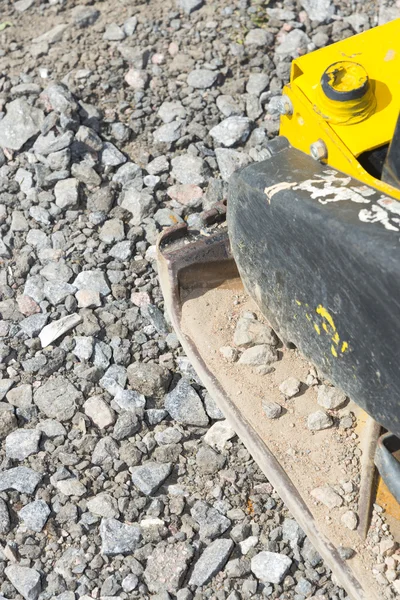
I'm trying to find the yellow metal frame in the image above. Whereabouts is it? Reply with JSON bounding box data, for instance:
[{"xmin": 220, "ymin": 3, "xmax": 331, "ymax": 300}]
[{"xmin": 280, "ymin": 18, "xmax": 400, "ymax": 200}]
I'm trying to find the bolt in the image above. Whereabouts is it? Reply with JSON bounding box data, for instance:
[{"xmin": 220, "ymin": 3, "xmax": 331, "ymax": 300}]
[
  {"xmin": 276, "ymin": 95, "xmax": 293, "ymax": 116},
  {"xmin": 310, "ymin": 139, "xmax": 328, "ymax": 161}
]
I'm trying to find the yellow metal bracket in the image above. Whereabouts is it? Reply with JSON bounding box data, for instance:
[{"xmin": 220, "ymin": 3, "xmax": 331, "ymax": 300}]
[{"xmin": 280, "ymin": 19, "xmax": 400, "ymax": 200}]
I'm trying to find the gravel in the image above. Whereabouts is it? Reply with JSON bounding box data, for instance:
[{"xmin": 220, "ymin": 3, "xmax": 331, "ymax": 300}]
[
  {"xmin": 0, "ymin": 0, "xmax": 387, "ymax": 598},
  {"xmin": 251, "ymin": 551, "xmax": 293, "ymax": 584}
]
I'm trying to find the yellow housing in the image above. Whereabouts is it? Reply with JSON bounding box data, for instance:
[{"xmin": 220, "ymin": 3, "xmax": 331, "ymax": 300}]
[{"xmin": 279, "ymin": 18, "xmax": 400, "ymax": 200}]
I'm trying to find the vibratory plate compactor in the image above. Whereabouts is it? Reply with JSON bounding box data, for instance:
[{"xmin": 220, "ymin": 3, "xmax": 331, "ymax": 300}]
[{"xmin": 157, "ymin": 19, "xmax": 400, "ymax": 600}]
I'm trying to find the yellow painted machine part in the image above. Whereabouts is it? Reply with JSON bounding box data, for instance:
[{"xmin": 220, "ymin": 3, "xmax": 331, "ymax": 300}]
[{"xmin": 280, "ymin": 18, "xmax": 400, "ymax": 200}]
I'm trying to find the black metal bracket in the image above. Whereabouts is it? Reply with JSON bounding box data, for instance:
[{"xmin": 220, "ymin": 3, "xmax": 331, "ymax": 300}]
[{"xmin": 374, "ymin": 432, "xmax": 400, "ymax": 504}]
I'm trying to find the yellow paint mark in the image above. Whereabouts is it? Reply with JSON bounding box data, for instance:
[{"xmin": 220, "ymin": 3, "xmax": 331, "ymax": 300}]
[
  {"xmin": 331, "ymin": 344, "xmax": 338, "ymax": 357},
  {"xmin": 341, "ymin": 341, "xmax": 349, "ymax": 353},
  {"xmin": 306, "ymin": 313, "xmax": 311, "ymax": 321},
  {"xmin": 332, "ymin": 332, "xmax": 340, "ymax": 345},
  {"xmin": 322, "ymin": 322, "xmax": 329, "ymax": 333},
  {"xmin": 295, "ymin": 299, "xmax": 302, "ymax": 305},
  {"xmin": 314, "ymin": 323, "xmax": 321, "ymax": 335},
  {"xmin": 316, "ymin": 305, "xmax": 336, "ymax": 332}
]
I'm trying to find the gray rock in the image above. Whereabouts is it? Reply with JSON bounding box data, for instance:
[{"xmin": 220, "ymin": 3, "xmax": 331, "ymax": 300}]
[
  {"xmin": 122, "ymin": 574, "xmax": 139, "ymax": 592},
  {"xmin": 121, "ymin": 188, "xmax": 156, "ymax": 225},
  {"xmin": 5, "ymin": 565, "xmax": 41, "ymax": 600},
  {"xmin": 301, "ymin": 537, "xmax": 322, "ymax": 567},
  {"xmin": 115, "ymin": 388, "xmax": 146, "ymax": 412},
  {"xmin": 251, "ymin": 551, "xmax": 292, "ymax": 584},
  {"xmin": 87, "ymin": 493, "xmax": 119, "ymax": 518},
  {"xmin": 54, "ymin": 178, "xmax": 79, "ymax": 209},
  {"xmin": 171, "ymin": 154, "xmax": 209, "ymax": 185},
  {"xmin": 34, "ymin": 131, "xmax": 74, "ymax": 156},
  {"xmin": 144, "ymin": 541, "xmax": 194, "ymax": 593},
  {"xmin": 215, "ymin": 148, "xmax": 252, "ymax": 181},
  {"xmin": 20, "ymin": 313, "xmax": 49, "ymax": 337},
  {"xmin": 73, "ymin": 336, "xmax": 94, "ymax": 361},
  {"xmin": 204, "ymin": 420, "xmax": 235, "ymax": 451},
  {"xmin": 191, "ymin": 500, "xmax": 231, "ymax": 541},
  {"xmin": 238, "ymin": 344, "xmax": 277, "ymax": 366},
  {"xmin": 41, "ymin": 262, "xmax": 73, "ymax": 283},
  {"xmin": 317, "ymin": 385, "xmax": 347, "ymax": 410},
  {"xmin": 54, "ymin": 547, "xmax": 87, "ymax": 581},
  {"xmin": 307, "ymin": 410, "xmax": 333, "ymax": 431},
  {"xmin": 92, "ymin": 437, "xmax": 119, "ymax": 465},
  {"xmin": 216, "ymin": 95, "xmax": 243, "ymax": 117},
  {"xmin": 245, "ymin": 28, "xmax": 274, "ymax": 47},
  {"xmin": 189, "ymin": 538, "xmax": 233, "ymax": 586},
  {"xmin": 234, "ymin": 316, "xmax": 277, "ymax": 348},
  {"xmin": 0, "ymin": 498, "xmax": 10, "ymax": 534},
  {"xmin": 158, "ymin": 101, "xmax": 186, "ymax": 124},
  {"xmin": 154, "ymin": 121, "xmax": 184, "ymax": 144},
  {"xmin": 341, "ymin": 510, "xmax": 358, "ymax": 530},
  {"xmin": 5, "ymin": 429, "xmax": 41, "ymax": 460},
  {"xmin": 210, "ymin": 117, "xmax": 252, "ymax": 147},
  {"xmin": 15, "ymin": 0, "xmax": 35, "ymax": 11},
  {"xmin": 127, "ymin": 362, "xmax": 170, "ymax": 398},
  {"xmin": 300, "ymin": 0, "xmax": 334, "ymax": 21},
  {"xmin": 100, "ymin": 518, "xmax": 141, "ymax": 555},
  {"xmin": 262, "ymin": 400, "xmax": 282, "ymax": 419},
  {"xmin": 109, "ymin": 241, "xmax": 133, "ymax": 261},
  {"xmin": 155, "ymin": 427, "xmax": 183, "ymax": 445},
  {"xmin": 310, "ymin": 486, "xmax": 343, "ymax": 509},
  {"xmin": 275, "ymin": 29, "xmax": 310, "ymax": 59},
  {"xmin": 75, "ymin": 125, "xmax": 102, "ymax": 151},
  {"xmin": 204, "ymin": 392, "xmax": 224, "ymax": 420},
  {"xmin": 0, "ymin": 467, "xmax": 42, "ymax": 493},
  {"xmin": 32, "ymin": 23, "xmax": 68, "ymax": 45},
  {"xmin": 73, "ymin": 270, "xmax": 111, "ymax": 296},
  {"xmin": 113, "ymin": 411, "xmax": 140, "ymax": 440},
  {"xmin": 6, "ymin": 384, "xmax": 32, "ymax": 408},
  {"xmin": 165, "ymin": 378, "xmax": 208, "ymax": 426},
  {"xmin": 279, "ymin": 377, "xmax": 301, "ymax": 398},
  {"xmin": 44, "ymin": 281, "xmax": 76, "ymax": 305},
  {"xmin": 103, "ymin": 23, "xmax": 125, "ymax": 41},
  {"xmin": 131, "ymin": 461, "xmax": 172, "ymax": 495},
  {"xmin": 99, "ymin": 218, "xmax": 125, "ymax": 244},
  {"xmin": 124, "ymin": 16, "xmax": 138, "ymax": 35},
  {"xmin": 56, "ymin": 478, "xmax": 87, "ymax": 497},
  {"xmin": 146, "ymin": 409, "xmax": 168, "ymax": 425},
  {"xmin": 0, "ymin": 99, "xmax": 44, "ymax": 150},
  {"xmin": 84, "ymin": 395, "xmax": 115, "ymax": 428},
  {"xmin": 34, "ymin": 377, "xmax": 82, "ymax": 421},
  {"xmin": 282, "ymin": 518, "xmax": 306, "ymax": 547},
  {"xmin": 18, "ymin": 500, "xmax": 50, "ymax": 532},
  {"xmin": 178, "ymin": 0, "xmax": 204, "ymax": 14},
  {"xmin": 187, "ymin": 69, "xmax": 218, "ymax": 89},
  {"xmin": 0, "ymin": 379, "xmax": 14, "ymax": 400},
  {"xmin": 196, "ymin": 445, "xmax": 226, "ymax": 473},
  {"xmin": 36, "ymin": 419, "xmax": 66, "ymax": 438},
  {"xmin": 246, "ymin": 73, "xmax": 270, "ymax": 96},
  {"xmin": 101, "ymin": 142, "xmax": 127, "ymax": 167},
  {"xmin": 42, "ymin": 83, "xmax": 78, "ymax": 114},
  {"xmin": 0, "ymin": 406, "xmax": 17, "ymax": 439},
  {"xmin": 72, "ymin": 5, "xmax": 100, "ymax": 27},
  {"xmin": 225, "ymin": 558, "xmax": 251, "ymax": 578},
  {"xmin": 337, "ymin": 546, "xmax": 355, "ymax": 560},
  {"xmin": 147, "ymin": 155, "xmax": 169, "ymax": 175}
]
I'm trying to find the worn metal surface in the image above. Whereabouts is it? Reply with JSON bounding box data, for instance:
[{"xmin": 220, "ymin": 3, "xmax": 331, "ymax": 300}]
[{"xmin": 228, "ymin": 144, "xmax": 400, "ymax": 438}]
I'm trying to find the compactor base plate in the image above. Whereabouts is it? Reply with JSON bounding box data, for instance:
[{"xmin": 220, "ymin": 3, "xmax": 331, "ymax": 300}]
[{"xmin": 157, "ymin": 226, "xmax": 398, "ymax": 600}]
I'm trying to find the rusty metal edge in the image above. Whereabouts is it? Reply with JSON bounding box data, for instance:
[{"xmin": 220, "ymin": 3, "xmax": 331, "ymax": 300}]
[{"xmin": 156, "ymin": 227, "xmax": 375, "ymax": 600}]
